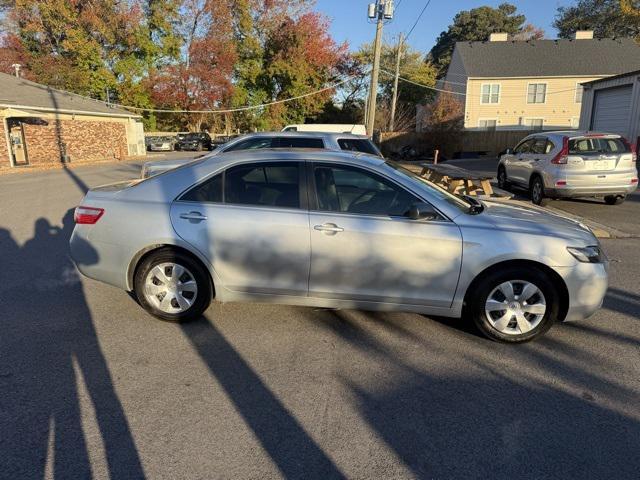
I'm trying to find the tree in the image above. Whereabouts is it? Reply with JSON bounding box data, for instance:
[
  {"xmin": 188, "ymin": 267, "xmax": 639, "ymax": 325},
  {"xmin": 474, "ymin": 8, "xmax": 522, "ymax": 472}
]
[
  {"xmin": 150, "ymin": 0, "xmax": 236, "ymax": 131},
  {"xmin": 355, "ymin": 42, "xmax": 438, "ymax": 106},
  {"xmin": 428, "ymin": 3, "xmax": 530, "ymax": 76},
  {"xmin": 511, "ymin": 24, "xmax": 546, "ymax": 41},
  {"xmin": 554, "ymin": 0, "xmax": 640, "ymax": 39}
]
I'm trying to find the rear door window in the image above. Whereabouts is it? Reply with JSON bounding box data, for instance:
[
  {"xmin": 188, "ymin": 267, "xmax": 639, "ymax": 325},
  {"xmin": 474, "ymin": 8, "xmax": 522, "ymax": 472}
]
[
  {"xmin": 180, "ymin": 173, "xmax": 223, "ymax": 203},
  {"xmin": 225, "ymin": 162, "xmax": 300, "ymax": 208},
  {"xmin": 569, "ymin": 137, "xmax": 630, "ymax": 154},
  {"xmin": 530, "ymin": 137, "xmax": 554, "ymax": 155},
  {"xmin": 514, "ymin": 139, "xmax": 534, "ymax": 154}
]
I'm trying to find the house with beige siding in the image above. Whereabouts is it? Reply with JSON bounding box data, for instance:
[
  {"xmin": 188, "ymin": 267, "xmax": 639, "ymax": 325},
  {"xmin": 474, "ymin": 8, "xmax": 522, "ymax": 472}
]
[
  {"xmin": 0, "ymin": 72, "xmax": 146, "ymax": 168},
  {"xmin": 429, "ymin": 32, "xmax": 640, "ymax": 133}
]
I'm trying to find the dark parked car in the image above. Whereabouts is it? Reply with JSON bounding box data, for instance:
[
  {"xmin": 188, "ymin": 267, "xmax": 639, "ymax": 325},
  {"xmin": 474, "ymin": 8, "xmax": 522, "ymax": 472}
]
[{"xmin": 175, "ymin": 132, "xmax": 212, "ymax": 151}]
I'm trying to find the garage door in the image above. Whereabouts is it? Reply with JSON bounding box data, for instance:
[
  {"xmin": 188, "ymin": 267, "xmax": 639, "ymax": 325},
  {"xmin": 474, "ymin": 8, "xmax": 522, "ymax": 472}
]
[{"xmin": 590, "ymin": 85, "xmax": 632, "ymax": 136}]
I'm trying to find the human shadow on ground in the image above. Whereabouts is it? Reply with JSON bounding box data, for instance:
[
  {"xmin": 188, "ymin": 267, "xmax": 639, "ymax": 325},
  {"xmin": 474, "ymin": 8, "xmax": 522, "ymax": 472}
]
[{"xmin": 0, "ymin": 209, "xmax": 145, "ymax": 479}]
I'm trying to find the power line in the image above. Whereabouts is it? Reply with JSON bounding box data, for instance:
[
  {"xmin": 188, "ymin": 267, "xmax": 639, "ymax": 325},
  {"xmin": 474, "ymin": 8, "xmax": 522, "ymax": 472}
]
[
  {"xmin": 61, "ymin": 71, "xmax": 368, "ymax": 114},
  {"xmin": 404, "ymin": 0, "xmax": 432, "ymax": 41}
]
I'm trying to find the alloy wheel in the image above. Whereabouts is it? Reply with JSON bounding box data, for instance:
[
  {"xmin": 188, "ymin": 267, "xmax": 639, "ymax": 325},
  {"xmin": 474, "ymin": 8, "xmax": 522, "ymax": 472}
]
[{"xmin": 484, "ymin": 280, "xmax": 546, "ymax": 335}]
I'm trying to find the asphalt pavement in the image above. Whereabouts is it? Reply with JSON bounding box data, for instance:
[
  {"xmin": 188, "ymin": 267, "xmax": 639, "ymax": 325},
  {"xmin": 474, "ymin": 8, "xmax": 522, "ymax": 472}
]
[{"xmin": 1, "ymin": 161, "xmax": 639, "ymax": 479}]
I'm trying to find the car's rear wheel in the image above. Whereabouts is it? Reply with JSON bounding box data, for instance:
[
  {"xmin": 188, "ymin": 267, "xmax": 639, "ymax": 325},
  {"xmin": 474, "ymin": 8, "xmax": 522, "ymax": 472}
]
[
  {"xmin": 466, "ymin": 266, "xmax": 559, "ymax": 343},
  {"xmin": 604, "ymin": 195, "xmax": 626, "ymax": 205},
  {"xmin": 530, "ymin": 176, "xmax": 545, "ymax": 205},
  {"xmin": 497, "ymin": 166, "xmax": 509, "ymax": 190},
  {"xmin": 134, "ymin": 250, "xmax": 212, "ymax": 322}
]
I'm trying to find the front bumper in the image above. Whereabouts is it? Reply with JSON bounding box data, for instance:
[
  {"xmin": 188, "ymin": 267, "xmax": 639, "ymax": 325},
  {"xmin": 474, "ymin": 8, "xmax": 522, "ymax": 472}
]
[
  {"xmin": 554, "ymin": 261, "xmax": 608, "ymax": 321},
  {"xmin": 177, "ymin": 143, "xmax": 201, "ymax": 151}
]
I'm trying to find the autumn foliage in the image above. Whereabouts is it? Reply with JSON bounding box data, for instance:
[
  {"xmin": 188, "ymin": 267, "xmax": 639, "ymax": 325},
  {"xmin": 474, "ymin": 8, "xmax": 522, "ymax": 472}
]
[{"xmin": 0, "ymin": 0, "xmax": 347, "ymax": 131}]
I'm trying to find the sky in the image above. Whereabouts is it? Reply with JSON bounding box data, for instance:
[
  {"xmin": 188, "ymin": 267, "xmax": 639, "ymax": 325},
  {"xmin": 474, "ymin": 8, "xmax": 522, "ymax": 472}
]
[{"xmin": 314, "ymin": 0, "xmax": 576, "ymax": 54}]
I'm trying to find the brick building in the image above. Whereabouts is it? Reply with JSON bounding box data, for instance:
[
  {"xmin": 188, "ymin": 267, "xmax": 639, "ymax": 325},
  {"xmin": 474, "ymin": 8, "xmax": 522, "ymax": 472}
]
[{"xmin": 1, "ymin": 72, "xmax": 145, "ymax": 168}]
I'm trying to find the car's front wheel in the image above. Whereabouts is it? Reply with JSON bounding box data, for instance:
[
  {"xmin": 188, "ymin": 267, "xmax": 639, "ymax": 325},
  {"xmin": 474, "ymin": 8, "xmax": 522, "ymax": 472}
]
[
  {"xmin": 134, "ymin": 249, "xmax": 212, "ymax": 322},
  {"xmin": 604, "ymin": 195, "xmax": 626, "ymax": 205},
  {"xmin": 467, "ymin": 266, "xmax": 559, "ymax": 343},
  {"xmin": 497, "ymin": 166, "xmax": 509, "ymax": 190}
]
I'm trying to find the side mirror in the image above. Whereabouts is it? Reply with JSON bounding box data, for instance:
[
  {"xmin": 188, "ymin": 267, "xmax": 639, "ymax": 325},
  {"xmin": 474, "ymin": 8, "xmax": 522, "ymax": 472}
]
[
  {"xmin": 407, "ymin": 202, "xmax": 439, "ymax": 221},
  {"xmin": 504, "ymin": 148, "xmax": 512, "ymax": 155}
]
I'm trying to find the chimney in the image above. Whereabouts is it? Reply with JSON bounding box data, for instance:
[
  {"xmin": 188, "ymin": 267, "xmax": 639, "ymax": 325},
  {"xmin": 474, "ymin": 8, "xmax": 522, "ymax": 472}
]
[
  {"xmin": 573, "ymin": 30, "xmax": 594, "ymax": 40},
  {"xmin": 489, "ymin": 32, "xmax": 509, "ymax": 42}
]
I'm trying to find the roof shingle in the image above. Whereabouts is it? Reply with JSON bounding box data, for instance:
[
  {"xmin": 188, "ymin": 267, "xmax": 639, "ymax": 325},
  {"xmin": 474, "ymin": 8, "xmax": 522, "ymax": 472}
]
[
  {"xmin": 455, "ymin": 38, "xmax": 640, "ymax": 78},
  {"xmin": 0, "ymin": 72, "xmax": 139, "ymax": 117}
]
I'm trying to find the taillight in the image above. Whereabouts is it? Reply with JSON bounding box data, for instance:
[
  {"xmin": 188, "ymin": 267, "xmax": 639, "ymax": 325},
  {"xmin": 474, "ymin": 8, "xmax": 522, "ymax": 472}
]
[
  {"xmin": 632, "ymin": 178, "xmax": 638, "ymax": 184},
  {"xmin": 74, "ymin": 206, "xmax": 104, "ymax": 224},
  {"xmin": 551, "ymin": 136, "xmax": 569, "ymax": 164},
  {"xmin": 621, "ymin": 137, "xmax": 636, "ymax": 163}
]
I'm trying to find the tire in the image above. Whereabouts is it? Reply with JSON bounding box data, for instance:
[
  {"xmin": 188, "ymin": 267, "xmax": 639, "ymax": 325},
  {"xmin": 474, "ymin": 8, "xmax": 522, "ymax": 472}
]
[
  {"xmin": 530, "ymin": 175, "xmax": 545, "ymax": 206},
  {"xmin": 497, "ymin": 166, "xmax": 509, "ymax": 190},
  {"xmin": 604, "ymin": 195, "xmax": 626, "ymax": 205},
  {"xmin": 134, "ymin": 249, "xmax": 212, "ymax": 322},
  {"xmin": 466, "ymin": 266, "xmax": 559, "ymax": 343}
]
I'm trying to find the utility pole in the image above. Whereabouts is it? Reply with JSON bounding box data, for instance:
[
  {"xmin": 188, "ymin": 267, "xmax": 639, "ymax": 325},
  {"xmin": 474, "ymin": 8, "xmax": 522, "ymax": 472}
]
[
  {"xmin": 366, "ymin": 0, "xmax": 394, "ymax": 138},
  {"xmin": 389, "ymin": 33, "xmax": 403, "ymax": 132}
]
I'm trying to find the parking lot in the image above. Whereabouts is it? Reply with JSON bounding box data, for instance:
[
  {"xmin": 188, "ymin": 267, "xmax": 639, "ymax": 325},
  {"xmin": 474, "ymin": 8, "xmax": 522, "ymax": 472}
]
[{"xmin": 1, "ymin": 161, "xmax": 640, "ymax": 479}]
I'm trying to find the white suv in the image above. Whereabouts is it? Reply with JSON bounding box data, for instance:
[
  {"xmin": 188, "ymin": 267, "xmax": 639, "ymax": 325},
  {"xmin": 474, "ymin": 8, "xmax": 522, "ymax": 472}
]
[
  {"xmin": 498, "ymin": 131, "xmax": 638, "ymax": 205},
  {"xmin": 141, "ymin": 131, "xmax": 381, "ymax": 178}
]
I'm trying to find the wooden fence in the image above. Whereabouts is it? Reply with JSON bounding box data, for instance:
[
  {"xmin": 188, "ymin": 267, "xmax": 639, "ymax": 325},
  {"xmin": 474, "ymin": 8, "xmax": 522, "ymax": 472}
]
[{"xmin": 380, "ymin": 129, "xmax": 538, "ymax": 158}]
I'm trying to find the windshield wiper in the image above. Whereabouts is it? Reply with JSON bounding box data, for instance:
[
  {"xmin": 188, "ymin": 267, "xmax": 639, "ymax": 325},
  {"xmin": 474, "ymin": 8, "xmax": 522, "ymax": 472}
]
[{"xmin": 463, "ymin": 195, "xmax": 484, "ymax": 214}]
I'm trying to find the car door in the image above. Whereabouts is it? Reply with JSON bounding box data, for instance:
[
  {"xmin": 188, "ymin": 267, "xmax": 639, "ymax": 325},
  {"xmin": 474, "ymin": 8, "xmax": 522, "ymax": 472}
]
[
  {"xmin": 170, "ymin": 161, "xmax": 310, "ymax": 295},
  {"xmin": 507, "ymin": 139, "xmax": 534, "ymax": 185},
  {"xmin": 308, "ymin": 163, "xmax": 463, "ymax": 308},
  {"xmin": 523, "ymin": 137, "xmax": 549, "ymax": 184}
]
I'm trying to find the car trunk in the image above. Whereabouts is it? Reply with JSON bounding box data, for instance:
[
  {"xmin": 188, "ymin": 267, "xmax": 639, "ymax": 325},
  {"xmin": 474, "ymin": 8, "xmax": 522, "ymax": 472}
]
[{"xmin": 564, "ymin": 136, "xmax": 634, "ymax": 173}]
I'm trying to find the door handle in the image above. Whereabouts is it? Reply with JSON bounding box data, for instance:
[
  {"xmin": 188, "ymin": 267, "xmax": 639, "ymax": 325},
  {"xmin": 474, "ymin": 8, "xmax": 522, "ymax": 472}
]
[
  {"xmin": 180, "ymin": 211, "xmax": 207, "ymax": 221},
  {"xmin": 314, "ymin": 223, "xmax": 344, "ymax": 234},
  {"xmin": 534, "ymin": 158, "xmax": 540, "ymax": 162}
]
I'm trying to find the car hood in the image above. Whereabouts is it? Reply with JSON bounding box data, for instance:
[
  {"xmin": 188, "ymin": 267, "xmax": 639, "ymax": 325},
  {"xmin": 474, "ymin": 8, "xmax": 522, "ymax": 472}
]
[{"xmin": 473, "ymin": 199, "xmax": 597, "ymax": 243}]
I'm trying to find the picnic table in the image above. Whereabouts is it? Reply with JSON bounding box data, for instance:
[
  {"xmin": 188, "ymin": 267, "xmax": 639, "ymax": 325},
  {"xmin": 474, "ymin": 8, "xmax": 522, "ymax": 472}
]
[{"xmin": 402, "ymin": 162, "xmax": 495, "ymax": 197}]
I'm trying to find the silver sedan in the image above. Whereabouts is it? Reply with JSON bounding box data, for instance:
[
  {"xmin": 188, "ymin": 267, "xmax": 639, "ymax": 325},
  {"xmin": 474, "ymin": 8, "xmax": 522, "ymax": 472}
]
[{"xmin": 70, "ymin": 150, "xmax": 608, "ymax": 343}]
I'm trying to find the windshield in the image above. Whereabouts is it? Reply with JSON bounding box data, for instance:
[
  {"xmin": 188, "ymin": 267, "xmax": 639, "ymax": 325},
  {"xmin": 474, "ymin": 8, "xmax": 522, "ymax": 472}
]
[
  {"xmin": 385, "ymin": 161, "xmax": 473, "ymax": 213},
  {"xmin": 183, "ymin": 133, "xmax": 203, "ymax": 140}
]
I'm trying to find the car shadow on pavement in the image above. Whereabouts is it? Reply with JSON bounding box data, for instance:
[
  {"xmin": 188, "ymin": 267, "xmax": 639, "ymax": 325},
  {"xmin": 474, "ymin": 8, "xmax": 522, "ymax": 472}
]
[
  {"xmin": 180, "ymin": 316, "xmax": 347, "ymax": 479},
  {"xmin": 0, "ymin": 205, "xmax": 145, "ymax": 477},
  {"xmin": 312, "ymin": 309, "xmax": 640, "ymax": 480}
]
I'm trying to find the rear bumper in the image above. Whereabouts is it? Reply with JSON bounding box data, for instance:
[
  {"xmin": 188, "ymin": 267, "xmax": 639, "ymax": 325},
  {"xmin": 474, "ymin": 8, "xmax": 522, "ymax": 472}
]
[
  {"xmin": 70, "ymin": 226, "xmax": 130, "ymax": 290},
  {"xmin": 542, "ymin": 168, "xmax": 638, "ymax": 198},
  {"xmin": 554, "ymin": 262, "xmax": 608, "ymax": 322},
  {"xmin": 546, "ymin": 183, "xmax": 637, "ymax": 198}
]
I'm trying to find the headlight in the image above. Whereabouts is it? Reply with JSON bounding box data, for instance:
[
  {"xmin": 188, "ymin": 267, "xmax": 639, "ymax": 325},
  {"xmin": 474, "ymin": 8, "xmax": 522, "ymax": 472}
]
[{"xmin": 567, "ymin": 246, "xmax": 605, "ymax": 263}]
